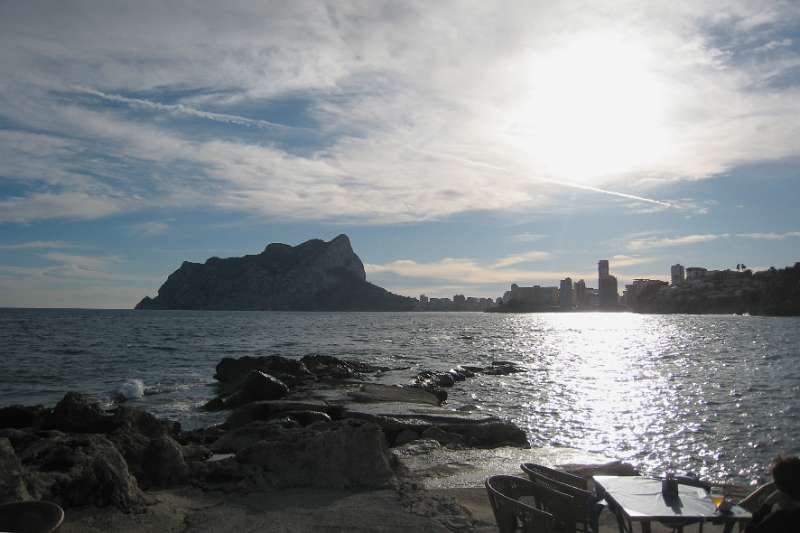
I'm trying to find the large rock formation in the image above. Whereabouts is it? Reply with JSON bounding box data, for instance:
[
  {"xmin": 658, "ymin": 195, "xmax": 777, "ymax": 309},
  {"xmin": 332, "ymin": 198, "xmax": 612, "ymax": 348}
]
[{"xmin": 135, "ymin": 234, "xmax": 416, "ymax": 311}]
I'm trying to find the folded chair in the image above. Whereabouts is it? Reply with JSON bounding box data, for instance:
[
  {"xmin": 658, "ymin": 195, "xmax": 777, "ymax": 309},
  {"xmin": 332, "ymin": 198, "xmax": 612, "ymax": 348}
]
[
  {"xmin": 521, "ymin": 463, "xmax": 604, "ymax": 533},
  {"xmin": 486, "ymin": 474, "xmax": 577, "ymax": 533}
]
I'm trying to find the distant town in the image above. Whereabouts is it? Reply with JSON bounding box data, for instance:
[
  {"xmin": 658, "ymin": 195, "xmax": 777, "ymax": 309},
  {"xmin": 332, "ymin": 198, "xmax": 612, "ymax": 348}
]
[{"xmin": 416, "ymin": 260, "xmax": 800, "ymax": 315}]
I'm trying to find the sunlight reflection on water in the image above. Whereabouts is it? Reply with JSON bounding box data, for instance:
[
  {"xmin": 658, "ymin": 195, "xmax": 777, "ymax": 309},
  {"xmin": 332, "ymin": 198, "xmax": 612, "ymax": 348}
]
[{"xmin": 1, "ymin": 309, "xmax": 798, "ymax": 484}]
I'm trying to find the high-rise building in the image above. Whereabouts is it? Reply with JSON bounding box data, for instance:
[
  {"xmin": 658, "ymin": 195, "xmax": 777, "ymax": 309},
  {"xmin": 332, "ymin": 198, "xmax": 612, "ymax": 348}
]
[
  {"xmin": 598, "ymin": 259, "xmax": 609, "ymax": 280},
  {"xmin": 599, "ymin": 275, "xmax": 618, "ymax": 308},
  {"xmin": 559, "ymin": 277, "xmax": 573, "ymax": 309},
  {"xmin": 670, "ymin": 264, "xmax": 685, "ymax": 286},
  {"xmin": 574, "ymin": 279, "xmax": 587, "ymax": 306}
]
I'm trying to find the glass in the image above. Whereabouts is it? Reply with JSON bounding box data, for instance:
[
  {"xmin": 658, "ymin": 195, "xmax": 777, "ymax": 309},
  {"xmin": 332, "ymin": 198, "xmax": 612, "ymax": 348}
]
[{"xmin": 710, "ymin": 486, "xmax": 725, "ymax": 509}]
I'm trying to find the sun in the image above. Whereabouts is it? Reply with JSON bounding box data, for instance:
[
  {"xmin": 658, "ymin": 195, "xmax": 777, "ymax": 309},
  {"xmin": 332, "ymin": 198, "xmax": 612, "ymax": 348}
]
[{"xmin": 512, "ymin": 30, "xmax": 672, "ymax": 185}]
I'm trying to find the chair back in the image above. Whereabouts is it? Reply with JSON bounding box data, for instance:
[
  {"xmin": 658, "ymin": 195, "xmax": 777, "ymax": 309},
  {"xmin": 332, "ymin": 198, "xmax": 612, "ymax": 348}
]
[
  {"xmin": 521, "ymin": 463, "xmax": 590, "ymax": 490},
  {"xmin": 486, "ymin": 475, "xmax": 575, "ymax": 533},
  {"xmin": 0, "ymin": 501, "xmax": 65, "ymax": 533},
  {"xmin": 521, "ymin": 464, "xmax": 598, "ymax": 533}
]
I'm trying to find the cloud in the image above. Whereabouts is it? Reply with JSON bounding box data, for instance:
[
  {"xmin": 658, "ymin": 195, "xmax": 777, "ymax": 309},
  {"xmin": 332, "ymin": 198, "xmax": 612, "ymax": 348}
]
[
  {"xmin": 627, "ymin": 233, "xmax": 727, "ymax": 250},
  {"xmin": 0, "ymin": 241, "xmax": 74, "ymax": 250},
  {"xmin": 366, "ymin": 257, "xmax": 591, "ymax": 286},
  {"xmin": 609, "ymin": 255, "xmax": 654, "ymax": 268},
  {"xmin": 0, "ymin": 192, "xmax": 127, "ymax": 223},
  {"xmin": 130, "ymin": 221, "xmax": 169, "ymax": 237},
  {"xmin": 40, "ymin": 252, "xmax": 122, "ymax": 275},
  {"xmin": 737, "ymin": 231, "xmax": 800, "ymax": 240},
  {"xmin": 1, "ymin": 2, "xmax": 800, "ymax": 223},
  {"xmin": 492, "ymin": 250, "xmax": 553, "ymax": 268},
  {"xmin": 509, "ymin": 233, "xmax": 547, "ymax": 243}
]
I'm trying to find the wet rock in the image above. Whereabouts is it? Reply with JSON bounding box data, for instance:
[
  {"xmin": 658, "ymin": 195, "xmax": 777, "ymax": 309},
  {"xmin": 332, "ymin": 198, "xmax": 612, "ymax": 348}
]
[
  {"xmin": 300, "ymin": 354, "xmax": 376, "ymax": 380},
  {"xmin": 214, "ymin": 356, "xmax": 311, "ymax": 388},
  {"xmin": 560, "ymin": 460, "xmax": 639, "ymax": 478},
  {"xmin": 225, "ymin": 400, "xmax": 340, "ymax": 430},
  {"xmin": 406, "ymin": 383, "xmax": 447, "ymax": 404},
  {"xmin": 223, "ymin": 370, "xmax": 290, "ymax": 409},
  {"xmin": 47, "ymin": 392, "xmax": 115, "ymax": 433},
  {"xmin": 445, "ymin": 421, "xmax": 528, "ymax": 448},
  {"xmin": 0, "ymin": 437, "xmax": 31, "ymax": 503},
  {"xmin": 189, "ymin": 454, "xmax": 245, "ymax": 484},
  {"xmin": 447, "ymin": 369, "xmax": 466, "ymax": 382},
  {"xmin": 483, "ymin": 361, "xmax": 525, "ymax": 376},
  {"xmin": 349, "ymin": 384, "xmax": 441, "ymax": 406},
  {"xmin": 236, "ymin": 418, "xmax": 395, "ymax": 489},
  {"xmin": 0, "ymin": 405, "xmax": 47, "ymax": 430},
  {"xmin": 112, "ymin": 405, "xmax": 179, "ymax": 439},
  {"xmin": 142, "ymin": 435, "xmax": 188, "ymax": 488},
  {"xmin": 281, "ymin": 410, "xmax": 332, "ymax": 426},
  {"xmin": 181, "ymin": 443, "xmax": 212, "ymax": 462}
]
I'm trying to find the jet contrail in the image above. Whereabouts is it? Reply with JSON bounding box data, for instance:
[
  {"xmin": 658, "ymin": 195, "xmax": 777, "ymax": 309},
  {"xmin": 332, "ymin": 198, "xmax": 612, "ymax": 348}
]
[{"xmin": 74, "ymin": 87, "xmax": 308, "ymax": 132}]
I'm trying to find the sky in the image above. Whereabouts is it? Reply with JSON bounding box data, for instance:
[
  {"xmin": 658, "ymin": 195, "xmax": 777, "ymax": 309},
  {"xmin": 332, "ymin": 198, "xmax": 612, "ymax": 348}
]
[{"xmin": 1, "ymin": 1, "xmax": 799, "ymax": 308}]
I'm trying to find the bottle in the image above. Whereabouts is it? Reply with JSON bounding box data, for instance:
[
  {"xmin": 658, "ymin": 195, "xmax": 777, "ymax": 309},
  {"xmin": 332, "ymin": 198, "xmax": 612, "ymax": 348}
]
[{"xmin": 662, "ymin": 471, "xmax": 678, "ymax": 499}]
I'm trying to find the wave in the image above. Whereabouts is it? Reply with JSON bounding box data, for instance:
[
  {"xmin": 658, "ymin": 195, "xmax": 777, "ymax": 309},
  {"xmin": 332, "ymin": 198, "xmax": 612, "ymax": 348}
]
[{"xmin": 114, "ymin": 379, "xmax": 145, "ymax": 401}]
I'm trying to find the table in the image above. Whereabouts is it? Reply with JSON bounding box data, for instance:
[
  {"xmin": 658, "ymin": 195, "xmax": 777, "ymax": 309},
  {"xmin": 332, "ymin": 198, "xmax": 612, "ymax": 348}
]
[{"xmin": 593, "ymin": 476, "xmax": 751, "ymax": 533}]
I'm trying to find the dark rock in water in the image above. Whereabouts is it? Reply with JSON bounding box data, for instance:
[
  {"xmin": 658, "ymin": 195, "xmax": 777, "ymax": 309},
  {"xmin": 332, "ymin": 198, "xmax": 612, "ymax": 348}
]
[
  {"xmin": 134, "ymin": 234, "xmax": 417, "ymax": 311},
  {"xmin": 111, "ymin": 405, "xmax": 179, "ymax": 439},
  {"xmin": 214, "ymin": 356, "xmax": 311, "ymax": 388},
  {"xmin": 0, "ymin": 437, "xmax": 31, "ymax": 503},
  {"xmin": 483, "ymin": 361, "xmax": 525, "ymax": 376},
  {"xmin": 47, "ymin": 392, "xmax": 115, "ymax": 433},
  {"xmin": 560, "ymin": 460, "xmax": 639, "ymax": 478},
  {"xmin": 444, "ymin": 421, "xmax": 528, "ymax": 448},
  {"xmin": 279, "ymin": 410, "xmax": 332, "ymax": 427},
  {"xmin": 224, "ymin": 400, "xmax": 341, "ymax": 430},
  {"xmin": 221, "ymin": 371, "xmax": 290, "ymax": 409},
  {"xmin": 0, "ymin": 405, "xmax": 47, "ymax": 430},
  {"xmin": 236, "ymin": 418, "xmax": 395, "ymax": 489},
  {"xmin": 393, "ymin": 429, "xmax": 419, "ymax": 447},
  {"xmin": 142, "ymin": 435, "xmax": 188, "ymax": 488},
  {"xmin": 300, "ymin": 354, "xmax": 376, "ymax": 380}
]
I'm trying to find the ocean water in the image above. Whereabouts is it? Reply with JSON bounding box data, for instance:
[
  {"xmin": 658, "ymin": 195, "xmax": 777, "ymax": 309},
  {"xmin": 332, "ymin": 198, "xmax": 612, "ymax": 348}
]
[{"xmin": 1, "ymin": 309, "xmax": 798, "ymax": 485}]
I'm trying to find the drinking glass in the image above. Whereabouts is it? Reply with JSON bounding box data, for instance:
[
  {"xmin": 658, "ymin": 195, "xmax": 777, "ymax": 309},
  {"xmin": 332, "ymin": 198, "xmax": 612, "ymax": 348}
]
[{"xmin": 710, "ymin": 486, "xmax": 725, "ymax": 509}]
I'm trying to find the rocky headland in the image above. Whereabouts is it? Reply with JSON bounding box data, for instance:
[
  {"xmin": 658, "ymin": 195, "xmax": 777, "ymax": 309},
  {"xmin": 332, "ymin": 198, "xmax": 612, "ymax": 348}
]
[
  {"xmin": 0, "ymin": 353, "xmax": 643, "ymax": 532},
  {"xmin": 135, "ymin": 234, "xmax": 416, "ymax": 311}
]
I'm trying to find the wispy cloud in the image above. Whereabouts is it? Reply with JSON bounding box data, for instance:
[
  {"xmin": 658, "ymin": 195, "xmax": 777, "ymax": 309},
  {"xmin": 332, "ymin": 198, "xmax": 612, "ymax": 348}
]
[
  {"xmin": 737, "ymin": 231, "xmax": 800, "ymax": 240},
  {"xmin": 130, "ymin": 221, "xmax": 169, "ymax": 237},
  {"xmin": 509, "ymin": 233, "xmax": 547, "ymax": 243},
  {"xmin": 0, "ymin": 240, "xmax": 74, "ymax": 251},
  {"xmin": 628, "ymin": 234, "xmax": 727, "ymax": 251},
  {"xmin": 610, "ymin": 254, "xmax": 655, "ymax": 268},
  {"xmin": 366, "ymin": 257, "xmax": 591, "ymax": 286},
  {"xmin": 492, "ymin": 250, "xmax": 553, "ymax": 268},
  {"xmin": 1, "ymin": 2, "xmax": 800, "ymax": 223}
]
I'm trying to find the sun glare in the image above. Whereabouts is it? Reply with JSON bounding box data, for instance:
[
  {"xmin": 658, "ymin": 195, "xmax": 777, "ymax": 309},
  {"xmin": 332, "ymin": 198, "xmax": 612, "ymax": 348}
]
[{"xmin": 515, "ymin": 31, "xmax": 671, "ymax": 183}]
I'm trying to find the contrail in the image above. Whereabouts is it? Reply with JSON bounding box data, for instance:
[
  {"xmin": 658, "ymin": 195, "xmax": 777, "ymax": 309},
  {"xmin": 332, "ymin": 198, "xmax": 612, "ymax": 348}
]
[
  {"xmin": 407, "ymin": 147, "xmax": 674, "ymax": 208},
  {"xmin": 74, "ymin": 87, "xmax": 308, "ymax": 132}
]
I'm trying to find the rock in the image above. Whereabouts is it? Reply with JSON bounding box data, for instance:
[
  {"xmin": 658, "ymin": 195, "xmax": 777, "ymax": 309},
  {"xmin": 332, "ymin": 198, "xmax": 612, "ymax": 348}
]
[
  {"xmin": 189, "ymin": 454, "xmax": 245, "ymax": 484},
  {"xmin": 0, "ymin": 437, "xmax": 31, "ymax": 503},
  {"xmin": 142, "ymin": 435, "xmax": 188, "ymax": 488},
  {"xmin": 47, "ymin": 392, "xmax": 114, "ymax": 433},
  {"xmin": 134, "ymin": 235, "xmax": 417, "ymax": 311},
  {"xmin": 560, "ymin": 460, "xmax": 639, "ymax": 478},
  {"xmin": 112, "ymin": 405, "xmax": 179, "ymax": 439},
  {"xmin": 181, "ymin": 443, "xmax": 212, "ymax": 462},
  {"xmin": 211, "ymin": 419, "xmax": 301, "ymax": 453},
  {"xmin": 300, "ymin": 354, "xmax": 380, "ymax": 380},
  {"xmin": 446, "ymin": 421, "xmax": 528, "ymax": 448},
  {"xmin": 280, "ymin": 411, "xmax": 332, "ymax": 426},
  {"xmin": 41, "ymin": 434, "xmax": 145, "ymax": 510},
  {"xmin": 236, "ymin": 419, "xmax": 395, "ymax": 489},
  {"xmin": 214, "ymin": 356, "xmax": 311, "ymax": 388},
  {"xmin": 0, "ymin": 405, "xmax": 47, "ymax": 429},
  {"xmin": 224, "ymin": 400, "xmax": 340, "ymax": 430},
  {"xmin": 420, "ymin": 427, "xmax": 465, "ymax": 448},
  {"xmin": 447, "ymin": 369, "xmax": 466, "ymax": 382},
  {"xmin": 406, "ymin": 384, "xmax": 447, "ymax": 404},
  {"xmin": 349, "ymin": 384, "xmax": 441, "ymax": 406},
  {"xmin": 222, "ymin": 371, "xmax": 290, "ymax": 409},
  {"xmin": 393, "ymin": 430, "xmax": 419, "ymax": 447},
  {"xmin": 483, "ymin": 362, "xmax": 525, "ymax": 376}
]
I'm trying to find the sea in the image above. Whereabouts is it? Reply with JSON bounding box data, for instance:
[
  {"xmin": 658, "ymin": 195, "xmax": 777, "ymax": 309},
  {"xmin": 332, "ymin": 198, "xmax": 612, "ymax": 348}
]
[{"xmin": 1, "ymin": 309, "xmax": 798, "ymax": 486}]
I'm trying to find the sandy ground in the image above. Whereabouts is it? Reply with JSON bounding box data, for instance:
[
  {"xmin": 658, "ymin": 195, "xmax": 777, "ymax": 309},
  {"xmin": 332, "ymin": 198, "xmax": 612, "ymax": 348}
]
[{"xmin": 58, "ymin": 443, "xmax": 749, "ymax": 532}]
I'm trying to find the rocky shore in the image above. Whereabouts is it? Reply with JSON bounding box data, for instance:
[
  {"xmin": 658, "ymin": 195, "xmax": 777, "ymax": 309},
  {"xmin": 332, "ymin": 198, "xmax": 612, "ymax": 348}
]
[{"xmin": 1, "ymin": 354, "xmax": 641, "ymax": 531}]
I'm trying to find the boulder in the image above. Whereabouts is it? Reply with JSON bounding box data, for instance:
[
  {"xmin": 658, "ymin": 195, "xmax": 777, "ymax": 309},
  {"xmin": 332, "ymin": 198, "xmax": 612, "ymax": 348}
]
[
  {"xmin": 392, "ymin": 429, "xmax": 419, "ymax": 447},
  {"xmin": 236, "ymin": 419, "xmax": 395, "ymax": 489},
  {"xmin": 420, "ymin": 427, "xmax": 465, "ymax": 448},
  {"xmin": 349, "ymin": 384, "xmax": 441, "ymax": 406},
  {"xmin": 33, "ymin": 434, "xmax": 145, "ymax": 510},
  {"xmin": 214, "ymin": 355, "xmax": 311, "ymax": 388},
  {"xmin": 222, "ymin": 371, "xmax": 290, "ymax": 409},
  {"xmin": 225, "ymin": 400, "xmax": 340, "ymax": 430},
  {"xmin": 111, "ymin": 405, "xmax": 179, "ymax": 439},
  {"xmin": 142, "ymin": 435, "xmax": 188, "ymax": 488},
  {"xmin": 47, "ymin": 392, "xmax": 114, "ymax": 433},
  {"xmin": 300, "ymin": 354, "xmax": 377, "ymax": 380},
  {"xmin": 0, "ymin": 437, "xmax": 31, "ymax": 503},
  {"xmin": 445, "ymin": 421, "xmax": 528, "ymax": 448}
]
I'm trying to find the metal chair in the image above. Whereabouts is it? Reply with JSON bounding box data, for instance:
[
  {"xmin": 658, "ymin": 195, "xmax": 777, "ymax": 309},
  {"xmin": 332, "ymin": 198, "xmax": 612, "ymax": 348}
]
[
  {"xmin": 0, "ymin": 501, "xmax": 64, "ymax": 533},
  {"xmin": 521, "ymin": 463, "xmax": 603, "ymax": 533},
  {"xmin": 486, "ymin": 474, "xmax": 576, "ymax": 533}
]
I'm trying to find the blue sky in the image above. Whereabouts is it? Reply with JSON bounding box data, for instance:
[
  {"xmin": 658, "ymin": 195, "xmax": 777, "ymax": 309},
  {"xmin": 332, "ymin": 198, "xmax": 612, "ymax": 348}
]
[{"xmin": 1, "ymin": 1, "xmax": 799, "ymax": 308}]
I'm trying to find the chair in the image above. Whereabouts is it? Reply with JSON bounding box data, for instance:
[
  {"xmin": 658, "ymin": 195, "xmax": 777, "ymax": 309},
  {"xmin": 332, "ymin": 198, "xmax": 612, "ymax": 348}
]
[
  {"xmin": 0, "ymin": 501, "xmax": 64, "ymax": 533},
  {"xmin": 486, "ymin": 474, "xmax": 576, "ymax": 533},
  {"xmin": 521, "ymin": 463, "xmax": 603, "ymax": 533}
]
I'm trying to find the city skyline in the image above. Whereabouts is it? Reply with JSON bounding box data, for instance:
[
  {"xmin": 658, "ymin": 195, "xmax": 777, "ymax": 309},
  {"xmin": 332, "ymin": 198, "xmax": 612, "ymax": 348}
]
[{"xmin": 1, "ymin": 2, "xmax": 800, "ymax": 307}]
